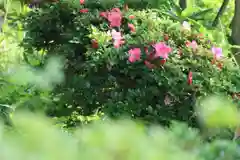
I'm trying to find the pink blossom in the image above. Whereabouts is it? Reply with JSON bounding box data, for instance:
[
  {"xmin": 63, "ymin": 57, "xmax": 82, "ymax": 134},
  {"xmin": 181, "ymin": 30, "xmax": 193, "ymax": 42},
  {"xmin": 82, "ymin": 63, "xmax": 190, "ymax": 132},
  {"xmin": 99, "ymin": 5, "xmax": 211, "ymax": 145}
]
[
  {"xmin": 111, "ymin": 29, "xmax": 124, "ymax": 48},
  {"xmin": 99, "ymin": 12, "xmax": 108, "ymax": 18},
  {"xmin": 113, "ymin": 40, "xmax": 125, "ymax": 48},
  {"xmin": 160, "ymin": 59, "xmax": 166, "ymax": 65},
  {"xmin": 128, "ymin": 23, "xmax": 136, "ymax": 32},
  {"xmin": 129, "ymin": 15, "xmax": 135, "ymax": 19},
  {"xmin": 154, "ymin": 42, "xmax": 172, "ymax": 59},
  {"xmin": 188, "ymin": 71, "xmax": 193, "ymax": 85},
  {"xmin": 128, "ymin": 48, "xmax": 141, "ymax": 63},
  {"xmin": 186, "ymin": 40, "xmax": 198, "ymax": 51},
  {"xmin": 80, "ymin": 0, "xmax": 84, "ymax": 4},
  {"xmin": 111, "ymin": 29, "xmax": 121, "ymax": 39},
  {"xmin": 80, "ymin": 9, "xmax": 88, "ymax": 13},
  {"xmin": 211, "ymin": 47, "xmax": 223, "ymax": 59},
  {"xmin": 111, "ymin": 8, "xmax": 121, "ymax": 12},
  {"xmin": 107, "ymin": 9, "xmax": 122, "ymax": 27}
]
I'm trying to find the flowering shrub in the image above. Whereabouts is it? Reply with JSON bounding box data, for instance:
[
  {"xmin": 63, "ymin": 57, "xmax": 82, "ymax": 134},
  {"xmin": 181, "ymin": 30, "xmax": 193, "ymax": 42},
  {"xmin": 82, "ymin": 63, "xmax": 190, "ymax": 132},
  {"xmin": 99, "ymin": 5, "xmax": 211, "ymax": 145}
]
[{"xmin": 15, "ymin": 0, "xmax": 240, "ymax": 128}]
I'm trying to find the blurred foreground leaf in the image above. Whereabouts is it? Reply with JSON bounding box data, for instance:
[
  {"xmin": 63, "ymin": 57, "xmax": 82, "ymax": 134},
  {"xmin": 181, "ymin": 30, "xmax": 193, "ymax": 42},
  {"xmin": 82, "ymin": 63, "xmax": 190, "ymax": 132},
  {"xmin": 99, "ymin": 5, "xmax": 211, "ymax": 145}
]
[
  {"xmin": 197, "ymin": 96, "xmax": 239, "ymax": 128},
  {"xmin": 0, "ymin": 112, "xmax": 200, "ymax": 160},
  {"xmin": 0, "ymin": 111, "xmax": 238, "ymax": 159},
  {"xmin": 8, "ymin": 56, "xmax": 64, "ymax": 90}
]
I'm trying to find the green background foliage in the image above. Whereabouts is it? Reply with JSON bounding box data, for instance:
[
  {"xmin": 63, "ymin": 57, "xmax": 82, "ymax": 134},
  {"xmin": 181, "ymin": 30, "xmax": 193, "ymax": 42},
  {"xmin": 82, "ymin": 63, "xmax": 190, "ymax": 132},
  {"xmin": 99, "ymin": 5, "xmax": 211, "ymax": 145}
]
[
  {"xmin": 0, "ymin": 0, "xmax": 238, "ymax": 159},
  {"xmin": 9, "ymin": 0, "xmax": 239, "ymax": 130}
]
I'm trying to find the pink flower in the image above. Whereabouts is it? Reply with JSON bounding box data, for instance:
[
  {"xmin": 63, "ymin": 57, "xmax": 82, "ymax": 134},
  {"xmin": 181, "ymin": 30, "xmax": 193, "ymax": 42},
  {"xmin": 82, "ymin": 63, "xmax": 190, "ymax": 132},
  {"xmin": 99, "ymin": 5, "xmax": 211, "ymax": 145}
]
[
  {"xmin": 186, "ymin": 40, "xmax": 198, "ymax": 51},
  {"xmin": 128, "ymin": 23, "xmax": 136, "ymax": 32},
  {"xmin": 107, "ymin": 9, "xmax": 122, "ymax": 27},
  {"xmin": 128, "ymin": 48, "xmax": 141, "ymax": 63},
  {"xmin": 99, "ymin": 12, "xmax": 107, "ymax": 18},
  {"xmin": 100, "ymin": 8, "xmax": 122, "ymax": 27},
  {"xmin": 80, "ymin": 0, "xmax": 84, "ymax": 4},
  {"xmin": 111, "ymin": 29, "xmax": 124, "ymax": 48},
  {"xmin": 160, "ymin": 59, "xmax": 166, "ymax": 65},
  {"xmin": 154, "ymin": 42, "xmax": 172, "ymax": 59},
  {"xmin": 111, "ymin": 8, "xmax": 121, "ymax": 12},
  {"xmin": 113, "ymin": 40, "xmax": 125, "ymax": 48},
  {"xmin": 211, "ymin": 47, "xmax": 223, "ymax": 59},
  {"xmin": 185, "ymin": 41, "xmax": 191, "ymax": 46},
  {"xmin": 111, "ymin": 29, "xmax": 122, "ymax": 40},
  {"xmin": 80, "ymin": 9, "xmax": 88, "ymax": 13},
  {"xmin": 129, "ymin": 15, "xmax": 135, "ymax": 19},
  {"xmin": 188, "ymin": 71, "xmax": 193, "ymax": 85}
]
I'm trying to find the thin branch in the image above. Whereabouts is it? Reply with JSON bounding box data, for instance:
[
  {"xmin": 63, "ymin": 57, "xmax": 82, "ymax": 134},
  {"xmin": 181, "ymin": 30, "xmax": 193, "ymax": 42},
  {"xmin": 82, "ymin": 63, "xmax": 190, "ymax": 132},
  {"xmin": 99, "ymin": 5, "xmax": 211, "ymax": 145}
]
[{"xmin": 212, "ymin": 0, "xmax": 230, "ymax": 27}]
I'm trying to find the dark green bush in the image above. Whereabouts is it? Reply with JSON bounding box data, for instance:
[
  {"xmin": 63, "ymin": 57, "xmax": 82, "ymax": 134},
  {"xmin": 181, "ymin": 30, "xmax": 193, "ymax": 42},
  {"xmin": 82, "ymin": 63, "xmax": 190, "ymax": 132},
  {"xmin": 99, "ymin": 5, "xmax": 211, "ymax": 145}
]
[{"xmin": 13, "ymin": 0, "xmax": 240, "ymax": 128}]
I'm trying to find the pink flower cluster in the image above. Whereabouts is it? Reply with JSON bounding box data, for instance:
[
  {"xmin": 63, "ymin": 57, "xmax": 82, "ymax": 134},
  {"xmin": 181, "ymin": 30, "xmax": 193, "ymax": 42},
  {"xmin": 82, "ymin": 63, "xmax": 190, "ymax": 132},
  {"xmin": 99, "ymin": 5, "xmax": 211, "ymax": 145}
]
[
  {"xmin": 99, "ymin": 8, "xmax": 135, "ymax": 48},
  {"xmin": 79, "ymin": 2, "xmax": 225, "ymax": 85},
  {"xmin": 128, "ymin": 42, "xmax": 172, "ymax": 68},
  {"xmin": 111, "ymin": 29, "xmax": 125, "ymax": 48},
  {"xmin": 184, "ymin": 39, "xmax": 223, "ymax": 84},
  {"xmin": 186, "ymin": 40, "xmax": 198, "ymax": 51},
  {"xmin": 79, "ymin": 4, "xmax": 136, "ymax": 49},
  {"xmin": 100, "ymin": 8, "xmax": 122, "ymax": 27}
]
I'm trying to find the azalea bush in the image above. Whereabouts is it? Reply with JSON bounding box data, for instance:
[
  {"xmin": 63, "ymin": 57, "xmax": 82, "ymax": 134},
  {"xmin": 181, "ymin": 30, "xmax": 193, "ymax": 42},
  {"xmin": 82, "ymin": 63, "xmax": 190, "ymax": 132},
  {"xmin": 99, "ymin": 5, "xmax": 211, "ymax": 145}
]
[{"xmin": 12, "ymin": 0, "xmax": 240, "ymax": 128}]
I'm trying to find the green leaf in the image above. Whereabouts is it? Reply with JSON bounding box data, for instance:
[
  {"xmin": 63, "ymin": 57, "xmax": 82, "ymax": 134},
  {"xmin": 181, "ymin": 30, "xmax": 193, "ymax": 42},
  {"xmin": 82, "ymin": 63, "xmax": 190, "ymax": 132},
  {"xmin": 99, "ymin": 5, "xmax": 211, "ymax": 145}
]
[
  {"xmin": 231, "ymin": 45, "xmax": 240, "ymax": 49},
  {"xmin": 181, "ymin": 6, "xmax": 195, "ymax": 17},
  {"xmin": 188, "ymin": 8, "xmax": 213, "ymax": 20},
  {"xmin": 172, "ymin": 1, "xmax": 183, "ymax": 16},
  {"xmin": 162, "ymin": 11, "xmax": 182, "ymax": 21}
]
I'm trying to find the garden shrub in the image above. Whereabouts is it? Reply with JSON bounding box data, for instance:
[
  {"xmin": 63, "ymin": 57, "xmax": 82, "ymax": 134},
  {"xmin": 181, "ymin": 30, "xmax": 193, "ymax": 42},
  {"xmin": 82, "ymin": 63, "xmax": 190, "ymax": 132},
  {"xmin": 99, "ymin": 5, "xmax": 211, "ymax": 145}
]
[{"xmin": 14, "ymin": 0, "xmax": 240, "ymax": 128}]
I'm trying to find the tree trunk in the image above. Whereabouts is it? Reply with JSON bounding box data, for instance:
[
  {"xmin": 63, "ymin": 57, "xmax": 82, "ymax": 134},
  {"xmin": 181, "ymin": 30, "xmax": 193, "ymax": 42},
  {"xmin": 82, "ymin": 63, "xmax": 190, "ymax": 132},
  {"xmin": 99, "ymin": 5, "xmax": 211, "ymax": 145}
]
[
  {"xmin": 231, "ymin": 0, "xmax": 240, "ymax": 63},
  {"xmin": 212, "ymin": 0, "xmax": 230, "ymax": 27},
  {"xmin": 179, "ymin": 0, "xmax": 187, "ymax": 10}
]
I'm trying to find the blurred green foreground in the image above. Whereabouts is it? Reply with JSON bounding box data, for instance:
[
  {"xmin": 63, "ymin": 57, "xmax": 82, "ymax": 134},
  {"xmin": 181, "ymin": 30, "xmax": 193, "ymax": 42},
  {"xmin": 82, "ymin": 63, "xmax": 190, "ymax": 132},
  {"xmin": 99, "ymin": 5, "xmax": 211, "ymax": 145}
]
[{"xmin": 0, "ymin": 95, "xmax": 240, "ymax": 160}]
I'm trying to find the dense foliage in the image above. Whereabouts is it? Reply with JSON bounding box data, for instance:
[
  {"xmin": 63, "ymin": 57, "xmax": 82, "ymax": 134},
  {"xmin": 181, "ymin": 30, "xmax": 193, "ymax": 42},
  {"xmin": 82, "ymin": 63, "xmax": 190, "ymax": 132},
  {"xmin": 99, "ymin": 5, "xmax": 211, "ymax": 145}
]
[
  {"xmin": 0, "ymin": 0, "xmax": 239, "ymax": 159},
  {"xmin": 10, "ymin": 0, "xmax": 240, "ymax": 129}
]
